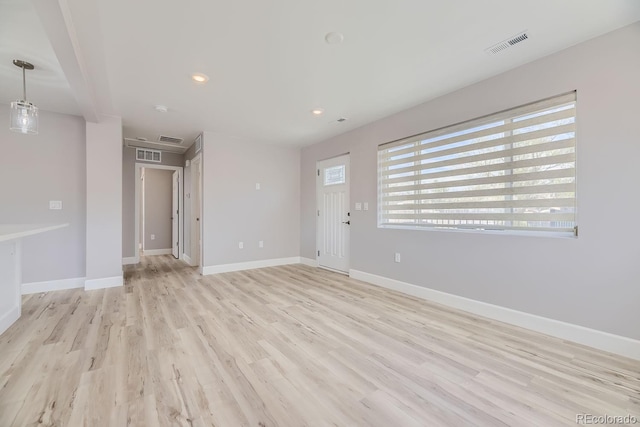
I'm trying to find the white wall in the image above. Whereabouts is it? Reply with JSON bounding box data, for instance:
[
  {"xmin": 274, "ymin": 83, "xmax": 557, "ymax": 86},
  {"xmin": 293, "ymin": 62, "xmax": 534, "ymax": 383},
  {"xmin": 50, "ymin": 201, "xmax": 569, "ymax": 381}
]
[
  {"xmin": 300, "ymin": 23, "xmax": 640, "ymax": 340},
  {"xmin": 0, "ymin": 106, "xmax": 86, "ymax": 283},
  {"xmin": 202, "ymin": 132, "xmax": 300, "ymax": 268},
  {"xmin": 86, "ymin": 115, "xmax": 123, "ymax": 287}
]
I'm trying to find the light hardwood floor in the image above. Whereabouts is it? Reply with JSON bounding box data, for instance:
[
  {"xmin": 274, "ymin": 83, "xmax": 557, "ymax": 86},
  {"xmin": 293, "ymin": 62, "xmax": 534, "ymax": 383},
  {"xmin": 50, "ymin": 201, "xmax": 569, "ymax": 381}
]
[{"xmin": 0, "ymin": 256, "xmax": 638, "ymax": 426}]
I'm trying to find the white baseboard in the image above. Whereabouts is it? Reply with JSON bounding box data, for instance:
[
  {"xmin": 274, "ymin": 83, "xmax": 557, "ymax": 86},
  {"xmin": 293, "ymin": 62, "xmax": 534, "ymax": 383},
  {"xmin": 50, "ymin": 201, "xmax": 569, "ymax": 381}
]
[
  {"xmin": 0, "ymin": 305, "xmax": 20, "ymax": 336},
  {"xmin": 22, "ymin": 277, "xmax": 85, "ymax": 295},
  {"xmin": 122, "ymin": 256, "xmax": 139, "ymax": 265},
  {"xmin": 349, "ymin": 269, "xmax": 640, "ymax": 361},
  {"xmin": 85, "ymin": 275, "xmax": 123, "ymax": 291},
  {"xmin": 142, "ymin": 248, "xmax": 172, "ymax": 256},
  {"xmin": 182, "ymin": 253, "xmax": 194, "ymax": 266},
  {"xmin": 299, "ymin": 257, "xmax": 318, "ymax": 267},
  {"xmin": 203, "ymin": 257, "xmax": 301, "ymax": 275}
]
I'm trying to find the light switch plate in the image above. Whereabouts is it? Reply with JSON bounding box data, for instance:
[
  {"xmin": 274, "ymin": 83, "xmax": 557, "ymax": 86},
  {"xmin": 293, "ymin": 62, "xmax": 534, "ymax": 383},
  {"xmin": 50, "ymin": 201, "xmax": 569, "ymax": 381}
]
[
  {"xmin": 49, "ymin": 200, "xmax": 62, "ymax": 210},
  {"xmin": 363, "ymin": 202, "xmax": 369, "ymax": 211},
  {"xmin": 259, "ymin": 240, "xmax": 264, "ymax": 248},
  {"xmin": 239, "ymin": 242, "xmax": 244, "ymax": 249},
  {"xmin": 255, "ymin": 183, "xmax": 261, "ymax": 190},
  {"xmin": 355, "ymin": 203, "xmax": 362, "ymax": 211}
]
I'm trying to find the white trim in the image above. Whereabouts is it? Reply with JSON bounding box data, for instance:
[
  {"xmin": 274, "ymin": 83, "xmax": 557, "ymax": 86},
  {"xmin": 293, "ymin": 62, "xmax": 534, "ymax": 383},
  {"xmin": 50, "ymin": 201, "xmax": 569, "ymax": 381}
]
[
  {"xmin": 122, "ymin": 256, "xmax": 138, "ymax": 265},
  {"xmin": 134, "ymin": 163, "xmax": 184, "ymax": 266},
  {"xmin": 349, "ymin": 269, "xmax": 640, "ymax": 361},
  {"xmin": 0, "ymin": 305, "xmax": 20, "ymax": 336},
  {"xmin": 203, "ymin": 257, "xmax": 301, "ymax": 275},
  {"xmin": 22, "ymin": 277, "xmax": 85, "ymax": 295},
  {"xmin": 299, "ymin": 257, "xmax": 318, "ymax": 267},
  {"xmin": 142, "ymin": 248, "xmax": 173, "ymax": 256},
  {"xmin": 85, "ymin": 275, "xmax": 123, "ymax": 291},
  {"xmin": 182, "ymin": 253, "xmax": 194, "ymax": 266}
]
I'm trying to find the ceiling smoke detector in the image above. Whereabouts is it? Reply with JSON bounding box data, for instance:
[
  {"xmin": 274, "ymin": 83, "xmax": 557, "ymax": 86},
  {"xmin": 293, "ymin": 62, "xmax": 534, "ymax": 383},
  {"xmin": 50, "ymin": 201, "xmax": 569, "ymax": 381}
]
[
  {"xmin": 485, "ymin": 31, "xmax": 529, "ymax": 55},
  {"xmin": 325, "ymin": 32, "xmax": 344, "ymax": 44}
]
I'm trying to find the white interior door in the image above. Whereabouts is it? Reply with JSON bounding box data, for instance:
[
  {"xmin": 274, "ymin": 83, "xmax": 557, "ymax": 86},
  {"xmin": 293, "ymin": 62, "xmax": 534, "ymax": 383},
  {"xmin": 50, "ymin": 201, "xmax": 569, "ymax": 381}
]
[
  {"xmin": 317, "ymin": 154, "xmax": 350, "ymax": 273},
  {"xmin": 172, "ymin": 171, "xmax": 179, "ymax": 259},
  {"xmin": 191, "ymin": 156, "xmax": 202, "ymax": 267}
]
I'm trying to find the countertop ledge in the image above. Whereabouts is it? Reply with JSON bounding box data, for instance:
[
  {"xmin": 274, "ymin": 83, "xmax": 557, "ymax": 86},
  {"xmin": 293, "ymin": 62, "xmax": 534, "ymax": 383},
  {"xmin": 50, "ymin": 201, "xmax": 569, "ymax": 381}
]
[{"xmin": 0, "ymin": 223, "xmax": 69, "ymax": 243}]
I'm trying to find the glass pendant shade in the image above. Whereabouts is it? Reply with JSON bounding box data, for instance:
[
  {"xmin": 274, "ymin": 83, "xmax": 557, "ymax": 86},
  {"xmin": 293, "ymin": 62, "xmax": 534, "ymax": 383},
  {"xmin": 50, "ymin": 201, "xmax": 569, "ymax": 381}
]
[{"xmin": 10, "ymin": 100, "xmax": 38, "ymax": 135}]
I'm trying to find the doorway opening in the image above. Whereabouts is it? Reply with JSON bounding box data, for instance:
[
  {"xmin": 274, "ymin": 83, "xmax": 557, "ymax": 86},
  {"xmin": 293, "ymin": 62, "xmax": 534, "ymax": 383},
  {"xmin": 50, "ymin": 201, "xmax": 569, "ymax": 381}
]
[
  {"xmin": 316, "ymin": 153, "xmax": 350, "ymax": 273},
  {"xmin": 134, "ymin": 163, "xmax": 183, "ymax": 261}
]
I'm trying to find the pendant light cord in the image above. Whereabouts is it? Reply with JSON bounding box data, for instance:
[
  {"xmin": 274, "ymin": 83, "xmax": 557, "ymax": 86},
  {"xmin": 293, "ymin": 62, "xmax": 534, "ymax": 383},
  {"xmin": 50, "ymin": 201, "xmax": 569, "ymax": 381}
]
[{"xmin": 22, "ymin": 65, "xmax": 27, "ymax": 102}]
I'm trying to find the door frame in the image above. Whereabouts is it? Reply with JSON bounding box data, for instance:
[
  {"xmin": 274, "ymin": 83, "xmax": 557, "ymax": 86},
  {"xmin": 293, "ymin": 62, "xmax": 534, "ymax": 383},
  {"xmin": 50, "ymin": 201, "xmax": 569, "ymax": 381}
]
[
  {"xmin": 171, "ymin": 170, "xmax": 180, "ymax": 259},
  {"xmin": 134, "ymin": 163, "xmax": 184, "ymax": 264},
  {"xmin": 189, "ymin": 153, "xmax": 203, "ymax": 272},
  {"xmin": 316, "ymin": 153, "xmax": 351, "ymax": 274}
]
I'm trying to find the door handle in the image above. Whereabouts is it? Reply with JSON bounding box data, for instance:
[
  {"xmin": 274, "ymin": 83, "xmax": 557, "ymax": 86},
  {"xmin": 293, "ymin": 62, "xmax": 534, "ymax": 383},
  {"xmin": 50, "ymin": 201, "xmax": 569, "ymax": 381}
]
[{"xmin": 342, "ymin": 220, "xmax": 350, "ymax": 225}]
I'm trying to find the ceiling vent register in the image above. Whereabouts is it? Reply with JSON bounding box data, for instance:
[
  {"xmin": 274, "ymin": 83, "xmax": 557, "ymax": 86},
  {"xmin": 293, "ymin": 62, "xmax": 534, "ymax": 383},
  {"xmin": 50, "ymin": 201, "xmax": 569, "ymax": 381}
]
[
  {"xmin": 158, "ymin": 135, "xmax": 184, "ymax": 144},
  {"xmin": 485, "ymin": 31, "xmax": 529, "ymax": 55}
]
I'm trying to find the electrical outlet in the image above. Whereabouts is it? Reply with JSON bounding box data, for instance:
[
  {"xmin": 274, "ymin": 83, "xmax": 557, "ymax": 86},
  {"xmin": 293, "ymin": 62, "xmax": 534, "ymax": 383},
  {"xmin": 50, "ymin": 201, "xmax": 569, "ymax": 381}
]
[
  {"xmin": 150, "ymin": 234, "xmax": 155, "ymax": 240},
  {"xmin": 239, "ymin": 241, "xmax": 244, "ymax": 249},
  {"xmin": 259, "ymin": 240, "xmax": 264, "ymax": 248},
  {"xmin": 394, "ymin": 252, "xmax": 401, "ymax": 263}
]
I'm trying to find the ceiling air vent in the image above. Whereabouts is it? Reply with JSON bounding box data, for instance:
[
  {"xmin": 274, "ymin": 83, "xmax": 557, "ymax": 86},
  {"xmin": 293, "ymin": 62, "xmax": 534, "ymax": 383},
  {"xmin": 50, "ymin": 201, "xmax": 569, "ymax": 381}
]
[
  {"xmin": 158, "ymin": 135, "xmax": 184, "ymax": 144},
  {"xmin": 485, "ymin": 31, "xmax": 529, "ymax": 55}
]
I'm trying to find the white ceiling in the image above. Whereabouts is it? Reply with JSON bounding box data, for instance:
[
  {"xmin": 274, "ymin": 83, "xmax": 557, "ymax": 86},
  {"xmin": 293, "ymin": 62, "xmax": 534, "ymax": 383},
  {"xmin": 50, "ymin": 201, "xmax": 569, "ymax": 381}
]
[
  {"xmin": 2, "ymin": 0, "xmax": 640, "ymax": 150},
  {"xmin": 0, "ymin": 0, "xmax": 80, "ymax": 116}
]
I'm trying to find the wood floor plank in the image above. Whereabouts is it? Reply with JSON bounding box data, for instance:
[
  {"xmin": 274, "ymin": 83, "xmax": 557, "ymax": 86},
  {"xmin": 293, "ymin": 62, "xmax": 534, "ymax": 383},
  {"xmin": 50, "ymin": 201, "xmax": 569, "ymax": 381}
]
[{"xmin": 0, "ymin": 255, "xmax": 638, "ymax": 426}]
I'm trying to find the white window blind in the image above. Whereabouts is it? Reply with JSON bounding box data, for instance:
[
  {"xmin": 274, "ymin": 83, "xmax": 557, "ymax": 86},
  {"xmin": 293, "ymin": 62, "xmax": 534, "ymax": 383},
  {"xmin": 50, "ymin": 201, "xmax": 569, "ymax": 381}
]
[{"xmin": 378, "ymin": 92, "xmax": 577, "ymax": 235}]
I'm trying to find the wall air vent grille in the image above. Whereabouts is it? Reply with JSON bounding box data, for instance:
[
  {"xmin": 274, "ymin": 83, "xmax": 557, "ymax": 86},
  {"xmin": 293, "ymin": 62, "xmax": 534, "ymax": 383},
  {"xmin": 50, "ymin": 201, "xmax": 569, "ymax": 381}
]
[
  {"xmin": 136, "ymin": 148, "xmax": 162, "ymax": 163},
  {"xmin": 485, "ymin": 31, "xmax": 529, "ymax": 55},
  {"xmin": 158, "ymin": 135, "xmax": 184, "ymax": 144}
]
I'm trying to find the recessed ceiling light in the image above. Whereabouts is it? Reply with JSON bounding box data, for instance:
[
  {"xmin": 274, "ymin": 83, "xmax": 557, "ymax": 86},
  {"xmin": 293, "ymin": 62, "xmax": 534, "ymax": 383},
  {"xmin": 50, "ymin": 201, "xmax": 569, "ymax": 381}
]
[
  {"xmin": 191, "ymin": 73, "xmax": 209, "ymax": 83},
  {"xmin": 154, "ymin": 105, "xmax": 168, "ymax": 113},
  {"xmin": 311, "ymin": 108, "xmax": 324, "ymax": 116},
  {"xmin": 325, "ymin": 32, "xmax": 344, "ymax": 44}
]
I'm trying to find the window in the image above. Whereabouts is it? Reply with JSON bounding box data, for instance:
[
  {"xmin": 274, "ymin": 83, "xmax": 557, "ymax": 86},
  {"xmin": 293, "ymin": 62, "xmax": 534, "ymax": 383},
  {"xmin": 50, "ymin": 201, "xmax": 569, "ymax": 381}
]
[
  {"xmin": 378, "ymin": 92, "xmax": 577, "ymax": 236},
  {"xmin": 324, "ymin": 165, "xmax": 346, "ymax": 186}
]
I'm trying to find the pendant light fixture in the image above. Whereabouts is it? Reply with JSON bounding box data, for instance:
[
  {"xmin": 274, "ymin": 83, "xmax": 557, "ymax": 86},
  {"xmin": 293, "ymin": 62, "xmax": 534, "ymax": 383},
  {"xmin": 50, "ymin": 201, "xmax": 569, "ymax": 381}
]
[{"xmin": 9, "ymin": 59, "xmax": 38, "ymax": 135}]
